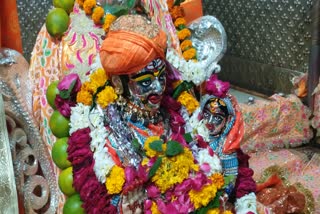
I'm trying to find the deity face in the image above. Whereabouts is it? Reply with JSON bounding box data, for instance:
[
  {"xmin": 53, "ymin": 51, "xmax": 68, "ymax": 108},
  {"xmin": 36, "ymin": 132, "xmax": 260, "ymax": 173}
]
[
  {"xmin": 202, "ymin": 98, "xmax": 229, "ymax": 137},
  {"xmin": 128, "ymin": 58, "xmax": 167, "ymax": 112}
]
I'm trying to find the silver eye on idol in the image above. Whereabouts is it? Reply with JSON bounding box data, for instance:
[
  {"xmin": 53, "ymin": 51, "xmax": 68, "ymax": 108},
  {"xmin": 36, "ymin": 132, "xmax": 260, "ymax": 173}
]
[
  {"xmin": 202, "ymin": 98, "xmax": 229, "ymax": 137},
  {"xmin": 128, "ymin": 58, "xmax": 167, "ymax": 112}
]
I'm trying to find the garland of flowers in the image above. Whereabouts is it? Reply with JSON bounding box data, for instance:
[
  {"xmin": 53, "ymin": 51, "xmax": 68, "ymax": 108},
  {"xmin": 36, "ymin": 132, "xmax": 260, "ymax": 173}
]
[
  {"xmin": 50, "ymin": 67, "xmax": 240, "ymax": 213},
  {"xmin": 76, "ymin": 0, "xmax": 118, "ymax": 33},
  {"xmin": 167, "ymin": 0, "xmax": 198, "ymax": 61}
]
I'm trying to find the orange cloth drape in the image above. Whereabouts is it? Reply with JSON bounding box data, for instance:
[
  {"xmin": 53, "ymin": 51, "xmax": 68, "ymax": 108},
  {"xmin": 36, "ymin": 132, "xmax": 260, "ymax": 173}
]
[{"xmin": 0, "ymin": 0, "xmax": 23, "ymax": 53}]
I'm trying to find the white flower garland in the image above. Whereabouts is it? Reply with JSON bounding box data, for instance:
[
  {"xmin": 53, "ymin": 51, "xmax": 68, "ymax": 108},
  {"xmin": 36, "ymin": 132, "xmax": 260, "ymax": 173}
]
[
  {"xmin": 69, "ymin": 104, "xmax": 115, "ymax": 183},
  {"xmin": 196, "ymin": 148, "xmax": 222, "ymax": 176},
  {"xmin": 166, "ymin": 48, "xmax": 220, "ymax": 86},
  {"xmin": 187, "ymin": 108, "xmax": 210, "ymax": 142},
  {"xmin": 235, "ymin": 192, "xmax": 257, "ymax": 214}
]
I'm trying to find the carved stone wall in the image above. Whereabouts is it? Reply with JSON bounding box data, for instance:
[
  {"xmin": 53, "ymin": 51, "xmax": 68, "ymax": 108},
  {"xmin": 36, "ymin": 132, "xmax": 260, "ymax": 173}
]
[{"xmin": 203, "ymin": 0, "xmax": 314, "ymax": 95}]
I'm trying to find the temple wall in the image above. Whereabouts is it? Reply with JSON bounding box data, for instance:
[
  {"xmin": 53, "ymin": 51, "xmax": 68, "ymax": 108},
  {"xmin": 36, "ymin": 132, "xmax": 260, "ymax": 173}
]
[
  {"xmin": 203, "ymin": 0, "xmax": 314, "ymax": 95},
  {"xmin": 17, "ymin": 0, "xmax": 314, "ymax": 95}
]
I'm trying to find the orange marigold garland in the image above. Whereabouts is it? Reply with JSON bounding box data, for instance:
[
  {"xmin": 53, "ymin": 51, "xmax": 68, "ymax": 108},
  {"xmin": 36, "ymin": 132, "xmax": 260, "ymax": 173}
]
[
  {"xmin": 167, "ymin": 0, "xmax": 197, "ymax": 61},
  {"xmin": 92, "ymin": 6, "xmax": 105, "ymax": 24}
]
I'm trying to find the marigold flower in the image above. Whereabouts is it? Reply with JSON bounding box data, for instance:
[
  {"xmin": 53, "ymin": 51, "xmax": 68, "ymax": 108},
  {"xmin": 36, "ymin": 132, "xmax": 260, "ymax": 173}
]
[
  {"xmin": 77, "ymin": 0, "xmax": 85, "ymax": 7},
  {"xmin": 90, "ymin": 68, "xmax": 108, "ymax": 87},
  {"xmin": 96, "ymin": 86, "xmax": 118, "ymax": 108},
  {"xmin": 180, "ymin": 40, "xmax": 193, "ymax": 51},
  {"xmin": 174, "ymin": 17, "xmax": 186, "ymax": 27},
  {"xmin": 151, "ymin": 148, "xmax": 198, "ymax": 193},
  {"xmin": 105, "ymin": 165, "xmax": 125, "ymax": 194},
  {"xmin": 182, "ymin": 48, "xmax": 197, "ymax": 61},
  {"xmin": 144, "ymin": 136, "xmax": 161, "ymax": 158},
  {"xmin": 207, "ymin": 208, "xmax": 220, "ymax": 214},
  {"xmin": 170, "ymin": 6, "xmax": 184, "ymax": 20},
  {"xmin": 224, "ymin": 211, "xmax": 233, "ymax": 214},
  {"xmin": 83, "ymin": 0, "xmax": 96, "ymax": 15},
  {"xmin": 151, "ymin": 201, "xmax": 161, "ymax": 214},
  {"xmin": 177, "ymin": 91, "xmax": 199, "ymax": 114},
  {"xmin": 210, "ymin": 173, "xmax": 225, "ymax": 189},
  {"xmin": 189, "ymin": 183, "xmax": 218, "ymax": 209},
  {"xmin": 92, "ymin": 6, "xmax": 104, "ymax": 24},
  {"xmin": 103, "ymin": 14, "xmax": 117, "ymax": 33},
  {"xmin": 177, "ymin": 28, "xmax": 191, "ymax": 41},
  {"xmin": 76, "ymin": 89, "xmax": 93, "ymax": 105}
]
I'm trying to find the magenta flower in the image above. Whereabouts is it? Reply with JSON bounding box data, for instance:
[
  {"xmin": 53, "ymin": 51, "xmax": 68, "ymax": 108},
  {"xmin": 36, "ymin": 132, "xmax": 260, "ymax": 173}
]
[
  {"xmin": 146, "ymin": 185, "xmax": 161, "ymax": 198},
  {"xmin": 54, "ymin": 94, "xmax": 76, "ymax": 118},
  {"xmin": 58, "ymin": 73, "xmax": 81, "ymax": 92},
  {"xmin": 205, "ymin": 74, "xmax": 230, "ymax": 98}
]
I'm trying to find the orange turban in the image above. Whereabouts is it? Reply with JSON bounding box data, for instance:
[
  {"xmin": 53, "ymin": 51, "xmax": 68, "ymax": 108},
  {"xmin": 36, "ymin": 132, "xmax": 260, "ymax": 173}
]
[{"xmin": 100, "ymin": 30, "xmax": 167, "ymax": 75}]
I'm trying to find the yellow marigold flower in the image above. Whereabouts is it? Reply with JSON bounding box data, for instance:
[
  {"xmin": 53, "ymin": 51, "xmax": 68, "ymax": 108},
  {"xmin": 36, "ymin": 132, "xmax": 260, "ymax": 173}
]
[
  {"xmin": 96, "ymin": 86, "xmax": 118, "ymax": 108},
  {"xmin": 207, "ymin": 208, "xmax": 220, "ymax": 214},
  {"xmin": 83, "ymin": 0, "xmax": 96, "ymax": 15},
  {"xmin": 177, "ymin": 91, "xmax": 200, "ymax": 114},
  {"xmin": 103, "ymin": 14, "xmax": 117, "ymax": 33},
  {"xmin": 177, "ymin": 28, "xmax": 191, "ymax": 41},
  {"xmin": 224, "ymin": 211, "xmax": 233, "ymax": 214},
  {"xmin": 152, "ymin": 148, "xmax": 198, "ymax": 193},
  {"xmin": 210, "ymin": 173, "xmax": 224, "ymax": 189},
  {"xmin": 189, "ymin": 183, "xmax": 218, "ymax": 209},
  {"xmin": 105, "ymin": 165, "xmax": 125, "ymax": 194},
  {"xmin": 77, "ymin": 0, "xmax": 85, "ymax": 7},
  {"xmin": 90, "ymin": 68, "xmax": 108, "ymax": 88},
  {"xmin": 182, "ymin": 48, "xmax": 197, "ymax": 61},
  {"xmin": 174, "ymin": 17, "xmax": 186, "ymax": 27},
  {"xmin": 144, "ymin": 136, "xmax": 161, "ymax": 158},
  {"xmin": 76, "ymin": 90, "xmax": 93, "ymax": 105},
  {"xmin": 180, "ymin": 39, "xmax": 193, "ymax": 51},
  {"xmin": 92, "ymin": 6, "xmax": 104, "ymax": 24},
  {"xmin": 151, "ymin": 201, "xmax": 161, "ymax": 214}
]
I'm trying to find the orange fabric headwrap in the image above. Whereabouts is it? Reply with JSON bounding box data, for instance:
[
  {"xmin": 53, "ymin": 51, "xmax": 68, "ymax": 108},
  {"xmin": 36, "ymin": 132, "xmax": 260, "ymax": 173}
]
[{"xmin": 100, "ymin": 30, "xmax": 167, "ymax": 75}]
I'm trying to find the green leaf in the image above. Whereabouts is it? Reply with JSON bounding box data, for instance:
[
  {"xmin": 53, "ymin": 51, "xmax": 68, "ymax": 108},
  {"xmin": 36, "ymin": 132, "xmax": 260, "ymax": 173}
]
[
  {"xmin": 148, "ymin": 157, "xmax": 162, "ymax": 179},
  {"xmin": 149, "ymin": 140, "xmax": 164, "ymax": 152},
  {"xmin": 177, "ymin": 24, "xmax": 186, "ymax": 30},
  {"xmin": 223, "ymin": 175, "xmax": 235, "ymax": 188},
  {"xmin": 103, "ymin": 4, "xmax": 129, "ymax": 17},
  {"xmin": 132, "ymin": 138, "xmax": 141, "ymax": 151},
  {"xmin": 59, "ymin": 79, "xmax": 76, "ymax": 99},
  {"xmin": 126, "ymin": 0, "xmax": 136, "ymax": 8},
  {"xmin": 165, "ymin": 141, "xmax": 183, "ymax": 157},
  {"xmin": 173, "ymin": 0, "xmax": 186, "ymax": 6},
  {"xmin": 183, "ymin": 133, "xmax": 193, "ymax": 143},
  {"xmin": 194, "ymin": 191, "xmax": 222, "ymax": 214},
  {"xmin": 172, "ymin": 81, "xmax": 187, "ymax": 99}
]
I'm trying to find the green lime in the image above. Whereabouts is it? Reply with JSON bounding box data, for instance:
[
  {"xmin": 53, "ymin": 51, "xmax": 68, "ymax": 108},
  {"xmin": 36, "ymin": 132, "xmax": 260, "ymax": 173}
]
[
  {"xmin": 59, "ymin": 166, "xmax": 76, "ymax": 196},
  {"xmin": 49, "ymin": 110, "xmax": 70, "ymax": 138},
  {"xmin": 46, "ymin": 8, "xmax": 70, "ymax": 38},
  {"xmin": 53, "ymin": 0, "xmax": 75, "ymax": 14},
  {"xmin": 52, "ymin": 137, "xmax": 71, "ymax": 169},
  {"xmin": 63, "ymin": 194, "xmax": 85, "ymax": 214},
  {"xmin": 46, "ymin": 80, "xmax": 59, "ymax": 109}
]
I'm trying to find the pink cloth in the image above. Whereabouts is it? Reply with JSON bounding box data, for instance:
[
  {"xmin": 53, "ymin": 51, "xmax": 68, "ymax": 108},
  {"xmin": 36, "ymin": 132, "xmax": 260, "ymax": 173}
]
[{"xmin": 240, "ymin": 94, "xmax": 313, "ymax": 153}]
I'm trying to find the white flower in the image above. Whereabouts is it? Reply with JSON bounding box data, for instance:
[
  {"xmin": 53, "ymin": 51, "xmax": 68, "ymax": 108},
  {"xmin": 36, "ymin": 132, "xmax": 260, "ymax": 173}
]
[
  {"xmin": 196, "ymin": 148, "xmax": 222, "ymax": 176},
  {"xmin": 235, "ymin": 193, "xmax": 257, "ymax": 214},
  {"xmin": 69, "ymin": 103, "xmax": 91, "ymax": 134},
  {"xmin": 93, "ymin": 147, "xmax": 115, "ymax": 183},
  {"xmin": 188, "ymin": 108, "xmax": 210, "ymax": 142},
  {"xmin": 166, "ymin": 48, "xmax": 220, "ymax": 86}
]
